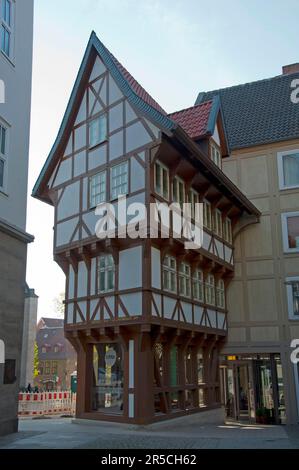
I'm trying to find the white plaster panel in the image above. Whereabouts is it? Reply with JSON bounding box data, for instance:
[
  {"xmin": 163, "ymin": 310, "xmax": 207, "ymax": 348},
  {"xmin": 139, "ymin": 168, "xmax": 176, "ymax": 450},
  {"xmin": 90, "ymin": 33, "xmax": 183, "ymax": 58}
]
[
  {"xmin": 125, "ymin": 101, "xmax": 137, "ymax": 124},
  {"xmin": 217, "ymin": 312, "xmax": 226, "ymax": 330},
  {"xmin": 74, "ymin": 151, "xmax": 87, "ymax": 177},
  {"xmin": 77, "ymin": 261, "xmax": 88, "ymax": 298},
  {"xmin": 126, "ymin": 122, "xmax": 152, "ymax": 153},
  {"xmin": 74, "ymin": 124, "xmax": 86, "ymax": 151},
  {"xmin": 215, "ymin": 239, "xmax": 224, "ymax": 259},
  {"xmin": 202, "ymin": 231, "xmax": 211, "ymax": 251},
  {"xmin": 119, "ymin": 246, "xmax": 142, "ymax": 290},
  {"xmin": 121, "ymin": 293, "xmax": 142, "ymax": 316},
  {"xmin": 64, "ymin": 136, "xmax": 73, "ymax": 157},
  {"xmin": 90, "ymin": 57, "xmax": 107, "ymax": 81},
  {"xmin": 109, "ymin": 130, "xmax": 124, "ymax": 161},
  {"xmin": 151, "ymin": 247, "xmax": 161, "ymax": 289},
  {"xmin": 90, "ymin": 299, "xmax": 99, "ymax": 321},
  {"xmin": 88, "ymin": 143, "xmax": 107, "ymax": 170},
  {"xmin": 194, "ymin": 305, "xmax": 203, "ymax": 325},
  {"xmin": 90, "ymin": 258, "xmax": 96, "ymax": 296},
  {"xmin": 109, "ymin": 103, "xmax": 123, "ymax": 132},
  {"xmin": 207, "ymin": 309, "xmax": 217, "ymax": 328},
  {"xmin": 57, "ymin": 181, "xmax": 80, "ymax": 221},
  {"xmin": 144, "ymin": 119, "xmax": 160, "ymax": 139},
  {"xmin": 66, "ymin": 303, "xmax": 74, "ymax": 324},
  {"xmin": 56, "ymin": 217, "xmax": 78, "ymax": 247},
  {"xmin": 224, "ymin": 245, "xmax": 233, "ymax": 264},
  {"xmin": 75, "ymin": 92, "xmax": 87, "ymax": 125},
  {"xmin": 105, "ymin": 296, "xmax": 115, "ymax": 317},
  {"xmin": 78, "ymin": 301, "xmax": 87, "ymax": 321},
  {"xmin": 82, "ymin": 211, "xmax": 98, "ymax": 237},
  {"xmin": 164, "ymin": 296, "xmax": 176, "ymax": 319},
  {"xmin": 130, "ymin": 157, "xmax": 145, "ymax": 193},
  {"xmin": 181, "ymin": 301, "xmax": 192, "ymax": 323},
  {"xmin": 53, "ymin": 158, "xmax": 72, "ymax": 187},
  {"xmin": 152, "ymin": 293, "xmax": 162, "ymax": 316},
  {"xmin": 82, "ymin": 177, "xmax": 88, "ymax": 212},
  {"xmin": 68, "ymin": 265, "xmax": 75, "ymax": 299},
  {"xmin": 109, "ymin": 76, "xmax": 123, "ymax": 105}
]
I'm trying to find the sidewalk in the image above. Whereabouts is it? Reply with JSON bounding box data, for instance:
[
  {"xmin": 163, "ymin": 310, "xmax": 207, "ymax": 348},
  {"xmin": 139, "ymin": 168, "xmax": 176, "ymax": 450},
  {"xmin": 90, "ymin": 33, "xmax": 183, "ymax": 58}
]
[{"xmin": 0, "ymin": 417, "xmax": 298, "ymax": 449}]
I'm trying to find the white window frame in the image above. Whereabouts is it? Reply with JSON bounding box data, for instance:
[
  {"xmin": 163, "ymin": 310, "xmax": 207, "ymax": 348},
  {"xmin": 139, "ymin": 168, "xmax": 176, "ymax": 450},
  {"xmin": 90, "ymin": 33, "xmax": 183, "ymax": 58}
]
[
  {"xmin": 179, "ymin": 262, "xmax": 191, "ymax": 298},
  {"xmin": 172, "ymin": 176, "xmax": 185, "ymax": 207},
  {"xmin": 213, "ymin": 208, "xmax": 223, "ymax": 237},
  {"xmin": 89, "ymin": 113, "xmax": 107, "ymax": 148},
  {"xmin": 205, "ymin": 274, "xmax": 215, "ymax": 306},
  {"xmin": 211, "ymin": 143, "xmax": 222, "ymax": 168},
  {"xmin": 1, "ymin": 0, "xmax": 14, "ymax": 60},
  {"xmin": 154, "ymin": 160, "xmax": 169, "ymax": 200},
  {"xmin": 192, "ymin": 269, "xmax": 204, "ymax": 302},
  {"xmin": 97, "ymin": 254, "xmax": 115, "ymax": 294},
  {"xmin": 216, "ymin": 279, "xmax": 225, "ymax": 309},
  {"xmin": 203, "ymin": 199, "xmax": 212, "ymax": 230},
  {"xmin": 277, "ymin": 149, "xmax": 299, "ymax": 190},
  {"xmin": 0, "ymin": 122, "xmax": 7, "ymax": 193},
  {"xmin": 162, "ymin": 255, "xmax": 177, "ymax": 293},
  {"xmin": 281, "ymin": 211, "xmax": 299, "ymax": 253},
  {"xmin": 89, "ymin": 170, "xmax": 106, "ymax": 208},
  {"xmin": 110, "ymin": 161, "xmax": 129, "ymax": 200},
  {"xmin": 286, "ymin": 277, "xmax": 299, "ymax": 320}
]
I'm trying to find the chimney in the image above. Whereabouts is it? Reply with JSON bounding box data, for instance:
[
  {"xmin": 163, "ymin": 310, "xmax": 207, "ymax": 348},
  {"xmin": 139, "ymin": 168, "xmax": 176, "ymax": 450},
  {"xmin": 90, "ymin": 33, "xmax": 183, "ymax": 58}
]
[{"xmin": 282, "ymin": 63, "xmax": 299, "ymax": 75}]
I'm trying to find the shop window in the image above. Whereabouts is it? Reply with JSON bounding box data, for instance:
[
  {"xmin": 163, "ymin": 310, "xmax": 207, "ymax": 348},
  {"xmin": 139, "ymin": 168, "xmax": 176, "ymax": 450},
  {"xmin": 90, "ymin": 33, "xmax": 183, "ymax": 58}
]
[{"xmin": 92, "ymin": 343, "xmax": 124, "ymax": 414}]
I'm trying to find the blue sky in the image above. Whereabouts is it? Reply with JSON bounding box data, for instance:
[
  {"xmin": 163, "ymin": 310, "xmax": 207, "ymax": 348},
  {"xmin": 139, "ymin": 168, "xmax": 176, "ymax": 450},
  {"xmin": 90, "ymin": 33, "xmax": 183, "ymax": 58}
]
[{"xmin": 27, "ymin": 0, "xmax": 299, "ymax": 317}]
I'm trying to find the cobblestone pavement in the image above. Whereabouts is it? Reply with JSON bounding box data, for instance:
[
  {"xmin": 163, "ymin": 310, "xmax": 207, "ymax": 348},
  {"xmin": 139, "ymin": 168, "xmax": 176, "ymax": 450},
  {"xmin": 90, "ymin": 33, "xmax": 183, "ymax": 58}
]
[{"xmin": 0, "ymin": 418, "xmax": 298, "ymax": 449}]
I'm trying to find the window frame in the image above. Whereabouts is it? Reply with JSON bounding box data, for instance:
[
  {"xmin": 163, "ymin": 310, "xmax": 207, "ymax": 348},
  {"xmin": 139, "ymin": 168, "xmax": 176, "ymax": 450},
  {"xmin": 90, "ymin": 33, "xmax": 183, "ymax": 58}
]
[
  {"xmin": 216, "ymin": 279, "xmax": 225, "ymax": 309},
  {"xmin": 223, "ymin": 217, "xmax": 232, "ymax": 244},
  {"xmin": 211, "ymin": 143, "xmax": 222, "ymax": 168},
  {"xmin": 89, "ymin": 170, "xmax": 107, "ymax": 208},
  {"xmin": 281, "ymin": 211, "xmax": 299, "ymax": 253},
  {"xmin": 192, "ymin": 269, "xmax": 204, "ymax": 302},
  {"xmin": 162, "ymin": 255, "xmax": 177, "ymax": 294},
  {"xmin": 88, "ymin": 113, "xmax": 107, "ymax": 149},
  {"xmin": 1, "ymin": 0, "xmax": 14, "ymax": 60},
  {"xmin": 188, "ymin": 188, "xmax": 200, "ymax": 221},
  {"xmin": 205, "ymin": 274, "xmax": 215, "ymax": 306},
  {"xmin": 286, "ymin": 276, "xmax": 299, "ymax": 320},
  {"xmin": 172, "ymin": 176, "xmax": 185, "ymax": 207},
  {"xmin": 203, "ymin": 199, "xmax": 212, "ymax": 231},
  {"xmin": 213, "ymin": 208, "xmax": 223, "ymax": 237},
  {"xmin": 0, "ymin": 122, "xmax": 7, "ymax": 192},
  {"xmin": 154, "ymin": 160, "xmax": 169, "ymax": 200},
  {"xmin": 110, "ymin": 161, "xmax": 129, "ymax": 200},
  {"xmin": 277, "ymin": 149, "xmax": 299, "ymax": 191},
  {"xmin": 178, "ymin": 262, "xmax": 191, "ymax": 298},
  {"xmin": 97, "ymin": 254, "xmax": 115, "ymax": 294}
]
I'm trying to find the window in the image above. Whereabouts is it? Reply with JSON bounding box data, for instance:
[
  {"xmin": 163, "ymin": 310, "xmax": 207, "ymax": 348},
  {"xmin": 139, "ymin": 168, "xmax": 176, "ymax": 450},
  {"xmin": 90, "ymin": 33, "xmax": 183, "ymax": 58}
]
[
  {"xmin": 0, "ymin": 124, "xmax": 6, "ymax": 190},
  {"xmin": 162, "ymin": 255, "xmax": 177, "ymax": 293},
  {"xmin": 278, "ymin": 150, "xmax": 299, "ymax": 190},
  {"xmin": 90, "ymin": 171, "xmax": 106, "ymax": 207},
  {"xmin": 45, "ymin": 361, "xmax": 50, "ymax": 375},
  {"xmin": 216, "ymin": 279, "xmax": 225, "ymax": 308},
  {"xmin": 213, "ymin": 209, "xmax": 223, "ymax": 237},
  {"xmin": 188, "ymin": 189, "xmax": 200, "ymax": 221},
  {"xmin": 110, "ymin": 162, "xmax": 128, "ymax": 199},
  {"xmin": 97, "ymin": 254, "xmax": 115, "ymax": 293},
  {"xmin": 41, "ymin": 346, "xmax": 46, "ymax": 354},
  {"xmin": 192, "ymin": 269, "xmax": 204, "ymax": 302},
  {"xmin": 89, "ymin": 114, "xmax": 107, "ymax": 148},
  {"xmin": 282, "ymin": 212, "xmax": 299, "ymax": 252},
  {"xmin": 154, "ymin": 160, "xmax": 169, "ymax": 199},
  {"xmin": 286, "ymin": 277, "xmax": 299, "ymax": 320},
  {"xmin": 52, "ymin": 361, "xmax": 58, "ymax": 374},
  {"xmin": 1, "ymin": 0, "xmax": 12, "ymax": 58},
  {"xmin": 54, "ymin": 345, "xmax": 59, "ymax": 353},
  {"xmin": 39, "ymin": 361, "xmax": 44, "ymax": 375},
  {"xmin": 211, "ymin": 144, "xmax": 222, "ymax": 168},
  {"xmin": 223, "ymin": 217, "xmax": 232, "ymax": 244},
  {"xmin": 172, "ymin": 176, "xmax": 185, "ymax": 207},
  {"xmin": 179, "ymin": 263, "xmax": 191, "ymax": 297},
  {"xmin": 203, "ymin": 200, "xmax": 212, "ymax": 230},
  {"xmin": 205, "ymin": 274, "xmax": 215, "ymax": 305}
]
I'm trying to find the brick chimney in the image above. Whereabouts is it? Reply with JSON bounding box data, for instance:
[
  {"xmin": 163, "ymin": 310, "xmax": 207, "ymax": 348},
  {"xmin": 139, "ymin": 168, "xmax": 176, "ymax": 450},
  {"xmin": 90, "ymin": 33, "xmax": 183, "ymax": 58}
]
[{"xmin": 282, "ymin": 63, "xmax": 299, "ymax": 75}]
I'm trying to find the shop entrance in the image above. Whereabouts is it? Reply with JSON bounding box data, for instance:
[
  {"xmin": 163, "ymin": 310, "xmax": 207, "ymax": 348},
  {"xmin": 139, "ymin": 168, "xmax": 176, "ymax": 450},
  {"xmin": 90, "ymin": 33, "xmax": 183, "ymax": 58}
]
[{"xmin": 220, "ymin": 354, "xmax": 286, "ymax": 424}]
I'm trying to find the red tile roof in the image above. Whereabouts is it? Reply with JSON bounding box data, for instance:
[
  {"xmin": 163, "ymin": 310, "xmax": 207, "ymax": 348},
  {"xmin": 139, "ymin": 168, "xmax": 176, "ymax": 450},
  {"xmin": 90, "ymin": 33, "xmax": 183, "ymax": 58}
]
[
  {"xmin": 110, "ymin": 53, "xmax": 167, "ymax": 116},
  {"xmin": 169, "ymin": 100, "xmax": 213, "ymax": 140}
]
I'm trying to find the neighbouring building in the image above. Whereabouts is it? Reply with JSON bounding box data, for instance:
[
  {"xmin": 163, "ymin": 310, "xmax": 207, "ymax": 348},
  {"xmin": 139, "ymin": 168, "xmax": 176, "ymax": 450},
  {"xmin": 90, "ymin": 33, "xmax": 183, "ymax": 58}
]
[
  {"xmin": 196, "ymin": 63, "xmax": 299, "ymax": 424},
  {"xmin": 33, "ymin": 32, "xmax": 260, "ymax": 424},
  {"xmin": 0, "ymin": 0, "xmax": 34, "ymax": 435},
  {"xmin": 35, "ymin": 318, "xmax": 77, "ymax": 391},
  {"xmin": 20, "ymin": 284, "xmax": 38, "ymax": 389}
]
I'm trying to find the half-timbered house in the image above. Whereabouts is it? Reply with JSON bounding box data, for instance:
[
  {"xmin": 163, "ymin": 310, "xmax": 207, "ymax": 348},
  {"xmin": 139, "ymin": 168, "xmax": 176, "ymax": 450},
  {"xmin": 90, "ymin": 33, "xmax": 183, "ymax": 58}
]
[{"xmin": 33, "ymin": 32, "xmax": 260, "ymax": 424}]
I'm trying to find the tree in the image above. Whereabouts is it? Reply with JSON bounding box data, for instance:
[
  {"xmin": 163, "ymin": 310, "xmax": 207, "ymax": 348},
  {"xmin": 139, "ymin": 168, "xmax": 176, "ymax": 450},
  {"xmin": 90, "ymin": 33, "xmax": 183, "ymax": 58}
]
[
  {"xmin": 53, "ymin": 292, "xmax": 65, "ymax": 318},
  {"xmin": 34, "ymin": 341, "xmax": 39, "ymax": 378}
]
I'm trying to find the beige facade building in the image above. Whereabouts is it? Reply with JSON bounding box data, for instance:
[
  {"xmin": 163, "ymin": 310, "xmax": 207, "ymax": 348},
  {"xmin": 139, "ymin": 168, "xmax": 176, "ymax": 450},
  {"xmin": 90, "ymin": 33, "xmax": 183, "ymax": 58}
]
[{"xmin": 197, "ymin": 63, "xmax": 299, "ymax": 424}]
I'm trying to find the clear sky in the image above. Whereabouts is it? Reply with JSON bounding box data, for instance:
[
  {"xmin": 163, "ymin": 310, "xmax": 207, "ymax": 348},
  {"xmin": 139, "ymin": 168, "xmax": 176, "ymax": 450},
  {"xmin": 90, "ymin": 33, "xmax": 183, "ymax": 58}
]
[{"xmin": 26, "ymin": 0, "xmax": 299, "ymax": 318}]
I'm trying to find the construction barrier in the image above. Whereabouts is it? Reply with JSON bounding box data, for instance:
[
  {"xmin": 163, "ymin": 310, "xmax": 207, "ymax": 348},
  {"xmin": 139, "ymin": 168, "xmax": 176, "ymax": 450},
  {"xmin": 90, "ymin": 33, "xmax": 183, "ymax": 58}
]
[{"xmin": 18, "ymin": 391, "xmax": 76, "ymax": 417}]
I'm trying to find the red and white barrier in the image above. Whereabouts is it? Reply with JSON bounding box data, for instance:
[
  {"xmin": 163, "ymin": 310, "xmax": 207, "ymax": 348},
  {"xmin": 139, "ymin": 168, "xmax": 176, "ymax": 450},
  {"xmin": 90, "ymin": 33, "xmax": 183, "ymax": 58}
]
[{"xmin": 18, "ymin": 392, "xmax": 76, "ymax": 417}]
